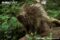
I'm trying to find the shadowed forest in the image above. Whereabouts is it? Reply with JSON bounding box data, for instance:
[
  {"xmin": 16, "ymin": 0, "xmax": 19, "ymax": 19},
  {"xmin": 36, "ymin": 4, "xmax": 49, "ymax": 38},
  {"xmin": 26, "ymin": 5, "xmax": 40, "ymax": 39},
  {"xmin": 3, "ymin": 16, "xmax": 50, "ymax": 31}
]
[{"xmin": 0, "ymin": 0, "xmax": 60, "ymax": 40}]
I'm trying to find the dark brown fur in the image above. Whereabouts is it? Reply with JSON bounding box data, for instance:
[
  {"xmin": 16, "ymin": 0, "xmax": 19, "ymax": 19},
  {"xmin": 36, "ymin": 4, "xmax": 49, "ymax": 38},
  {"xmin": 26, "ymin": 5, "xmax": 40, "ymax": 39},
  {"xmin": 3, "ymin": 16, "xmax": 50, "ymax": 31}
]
[{"xmin": 17, "ymin": 5, "xmax": 50, "ymax": 37}]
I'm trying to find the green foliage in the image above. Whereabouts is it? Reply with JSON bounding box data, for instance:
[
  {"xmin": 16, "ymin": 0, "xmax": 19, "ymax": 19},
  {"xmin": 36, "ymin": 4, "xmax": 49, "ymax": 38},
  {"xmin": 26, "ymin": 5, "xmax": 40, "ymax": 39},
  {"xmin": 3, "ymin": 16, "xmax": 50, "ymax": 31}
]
[
  {"xmin": 1, "ymin": 3, "xmax": 20, "ymax": 15},
  {"xmin": 0, "ymin": 0, "xmax": 35, "ymax": 39},
  {"xmin": 47, "ymin": 10, "xmax": 60, "ymax": 18},
  {"xmin": 46, "ymin": 0, "xmax": 60, "ymax": 19},
  {"xmin": 0, "ymin": 3, "xmax": 23, "ymax": 28}
]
